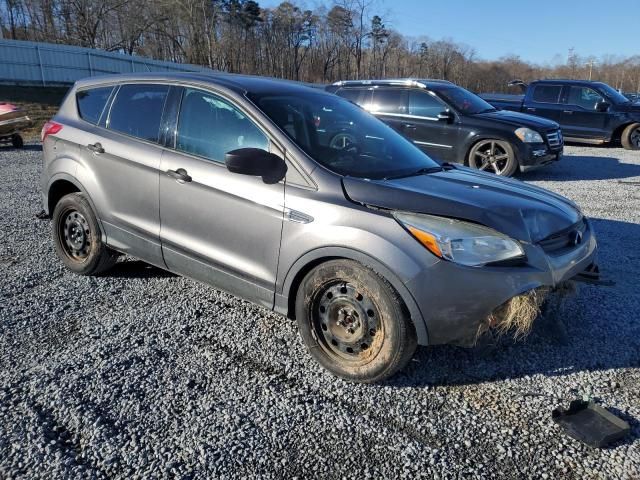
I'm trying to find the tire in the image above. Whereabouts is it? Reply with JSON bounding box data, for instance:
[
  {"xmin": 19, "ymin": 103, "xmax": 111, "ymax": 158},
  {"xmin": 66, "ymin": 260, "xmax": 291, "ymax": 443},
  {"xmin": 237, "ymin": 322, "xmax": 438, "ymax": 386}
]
[
  {"xmin": 468, "ymin": 139, "xmax": 518, "ymax": 177},
  {"xmin": 296, "ymin": 259, "xmax": 417, "ymax": 383},
  {"xmin": 11, "ymin": 134, "xmax": 24, "ymax": 149},
  {"xmin": 52, "ymin": 193, "xmax": 118, "ymax": 275},
  {"xmin": 621, "ymin": 123, "xmax": 640, "ymax": 150}
]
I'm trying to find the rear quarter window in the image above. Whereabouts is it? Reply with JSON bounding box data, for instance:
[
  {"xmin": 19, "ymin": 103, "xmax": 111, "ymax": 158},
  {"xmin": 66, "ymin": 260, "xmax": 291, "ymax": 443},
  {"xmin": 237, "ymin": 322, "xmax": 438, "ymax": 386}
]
[
  {"xmin": 107, "ymin": 84, "xmax": 169, "ymax": 143},
  {"xmin": 76, "ymin": 86, "xmax": 114, "ymax": 125}
]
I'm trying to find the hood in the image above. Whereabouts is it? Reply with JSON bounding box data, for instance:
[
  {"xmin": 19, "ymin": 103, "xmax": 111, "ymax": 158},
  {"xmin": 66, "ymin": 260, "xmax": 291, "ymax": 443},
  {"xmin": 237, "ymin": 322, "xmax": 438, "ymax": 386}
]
[
  {"xmin": 343, "ymin": 167, "xmax": 582, "ymax": 243},
  {"xmin": 475, "ymin": 109, "xmax": 559, "ymax": 130},
  {"xmin": 615, "ymin": 102, "xmax": 640, "ymax": 114}
]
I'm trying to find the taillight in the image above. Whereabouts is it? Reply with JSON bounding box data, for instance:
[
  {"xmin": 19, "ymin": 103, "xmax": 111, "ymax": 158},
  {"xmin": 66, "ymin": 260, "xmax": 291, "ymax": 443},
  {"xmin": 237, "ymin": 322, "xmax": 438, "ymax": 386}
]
[{"xmin": 41, "ymin": 121, "xmax": 63, "ymax": 142}]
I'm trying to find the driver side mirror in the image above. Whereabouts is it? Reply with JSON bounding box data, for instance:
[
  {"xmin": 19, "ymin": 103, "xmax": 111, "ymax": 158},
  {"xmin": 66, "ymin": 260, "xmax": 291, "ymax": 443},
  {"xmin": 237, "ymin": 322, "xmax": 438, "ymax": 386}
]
[
  {"xmin": 437, "ymin": 110, "xmax": 455, "ymax": 123},
  {"xmin": 225, "ymin": 148, "xmax": 287, "ymax": 184},
  {"xmin": 595, "ymin": 101, "xmax": 610, "ymax": 112}
]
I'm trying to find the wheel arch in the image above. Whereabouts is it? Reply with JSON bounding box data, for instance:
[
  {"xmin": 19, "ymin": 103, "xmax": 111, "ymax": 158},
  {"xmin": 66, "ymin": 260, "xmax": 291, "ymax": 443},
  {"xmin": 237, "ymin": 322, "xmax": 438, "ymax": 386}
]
[
  {"xmin": 612, "ymin": 121, "xmax": 638, "ymax": 144},
  {"xmin": 464, "ymin": 134, "xmax": 516, "ymax": 166},
  {"xmin": 276, "ymin": 247, "xmax": 430, "ymax": 345},
  {"xmin": 46, "ymin": 174, "xmax": 106, "ymax": 242}
]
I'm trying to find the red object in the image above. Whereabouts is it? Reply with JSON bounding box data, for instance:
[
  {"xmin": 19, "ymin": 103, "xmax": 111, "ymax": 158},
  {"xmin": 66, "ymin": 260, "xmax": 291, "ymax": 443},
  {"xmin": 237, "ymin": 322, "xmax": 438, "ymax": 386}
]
[
  {"xmin": 41, "ymin": 121, "xmax": 63, "ymax": 142},
  {"xmin": 0, "ymin": 103, "xmax": 18, "ymax": 115}
]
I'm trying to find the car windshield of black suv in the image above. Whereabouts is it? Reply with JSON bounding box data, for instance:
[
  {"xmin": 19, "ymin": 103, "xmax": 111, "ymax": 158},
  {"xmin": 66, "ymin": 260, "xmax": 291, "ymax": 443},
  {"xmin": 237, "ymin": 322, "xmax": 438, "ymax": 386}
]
[
  {"xmin": 597, "ymin": 83, "xmax": 632, "ymax": 104},
  {"xmin": 250, "ymin": 92, "xmax": 440, "ymax": 180},
  {"xmin": 436, "ymin": 86, "xmax": 497, "ymax": 114}
]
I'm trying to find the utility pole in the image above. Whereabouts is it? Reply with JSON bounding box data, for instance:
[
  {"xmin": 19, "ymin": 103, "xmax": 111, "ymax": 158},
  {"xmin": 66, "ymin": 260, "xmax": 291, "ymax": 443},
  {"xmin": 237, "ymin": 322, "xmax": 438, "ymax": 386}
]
[{"xmin": 586, "ymin": 59, "xmax": 597, "ymax": 81}]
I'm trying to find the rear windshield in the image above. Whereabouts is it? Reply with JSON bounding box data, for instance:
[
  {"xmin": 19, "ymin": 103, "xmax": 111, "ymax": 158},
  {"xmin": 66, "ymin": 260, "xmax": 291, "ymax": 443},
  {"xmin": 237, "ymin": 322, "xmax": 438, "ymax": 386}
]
[
  {"xmin": 76, "ymin": 86, "xmax": 113, "ymax": 124},
  {"xmin": 249, "ymin": 91, "xmax": 440, "ymax": 180}
]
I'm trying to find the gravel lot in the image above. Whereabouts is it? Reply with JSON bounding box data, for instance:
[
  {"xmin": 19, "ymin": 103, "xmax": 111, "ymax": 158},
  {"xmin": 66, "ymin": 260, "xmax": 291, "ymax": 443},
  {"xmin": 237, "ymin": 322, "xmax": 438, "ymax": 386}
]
[{"xmin": 1, "ymin": 144, "xmax": 639, "ymax": 479}]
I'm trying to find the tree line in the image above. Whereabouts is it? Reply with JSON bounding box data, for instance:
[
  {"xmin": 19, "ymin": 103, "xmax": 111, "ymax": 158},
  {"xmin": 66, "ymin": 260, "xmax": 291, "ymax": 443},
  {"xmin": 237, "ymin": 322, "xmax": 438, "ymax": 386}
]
[{"xmin": 2, "ymin": 0, "xmax": 639, "ymax": 93}]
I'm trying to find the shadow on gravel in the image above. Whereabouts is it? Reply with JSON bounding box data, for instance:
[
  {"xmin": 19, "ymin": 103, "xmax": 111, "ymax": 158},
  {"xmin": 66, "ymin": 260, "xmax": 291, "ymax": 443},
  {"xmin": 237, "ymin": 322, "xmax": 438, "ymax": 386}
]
[
  {"xmin": 105, "ymin": 260, "xmax": 176, "ymax": 279},
  {"xmin": 22, "ymin": 144, "xmax": 43, "ymax": 152},
  {"xmin": 390, "ymin": 217, "xmax": 640, "ymax": 398},
  {"xmin": 523, "ymin": 154, "xmax": 640, "ymax": 181},
  {"xmin": 0, "ymin": 144, "xmax": 43, "ymax": 152}
]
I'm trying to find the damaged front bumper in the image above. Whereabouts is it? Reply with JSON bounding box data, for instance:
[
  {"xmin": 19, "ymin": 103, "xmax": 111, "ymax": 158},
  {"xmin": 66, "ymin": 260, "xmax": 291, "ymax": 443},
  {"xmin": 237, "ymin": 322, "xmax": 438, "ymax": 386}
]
[{"xmin": 406, "ymin": 218, "xmax": 598, "ymax": 347}]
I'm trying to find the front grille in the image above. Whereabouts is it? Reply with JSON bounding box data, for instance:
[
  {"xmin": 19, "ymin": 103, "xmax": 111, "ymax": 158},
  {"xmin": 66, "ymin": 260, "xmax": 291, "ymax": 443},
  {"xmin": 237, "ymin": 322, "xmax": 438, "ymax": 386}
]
[
  {"xmin": 538, "ymin": 219, "xmax": 587, "ymax": 253},
  {"xmin": 546, "ymin": 129, "xmax": 563, "ymax": 148}
]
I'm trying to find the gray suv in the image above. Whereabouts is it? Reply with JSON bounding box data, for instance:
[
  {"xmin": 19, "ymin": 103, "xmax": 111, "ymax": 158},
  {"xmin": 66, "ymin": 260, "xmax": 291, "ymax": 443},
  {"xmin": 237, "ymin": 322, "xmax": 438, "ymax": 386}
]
[{"xmin": 41, "ymin": 73, "xmax": 598, "ymax": 383}]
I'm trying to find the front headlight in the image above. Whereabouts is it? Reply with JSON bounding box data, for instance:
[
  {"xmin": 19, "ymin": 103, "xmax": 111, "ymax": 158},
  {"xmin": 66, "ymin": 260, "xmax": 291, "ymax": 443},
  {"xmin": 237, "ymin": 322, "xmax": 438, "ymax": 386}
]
[
  {"xmin": 515, "ymin": 127, "xmax": 544, "ymax": 143},
  {"xmin": 394, "ymin": 212, "xmax": 525, "ymax": 267}
]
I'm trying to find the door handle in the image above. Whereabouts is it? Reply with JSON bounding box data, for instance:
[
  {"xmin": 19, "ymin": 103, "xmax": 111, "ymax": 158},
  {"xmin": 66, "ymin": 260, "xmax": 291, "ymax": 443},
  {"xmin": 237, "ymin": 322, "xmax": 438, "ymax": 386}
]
[
  {"xmin": 563, "ymin": 110, "xmax": 573, "ymax": 114},
  {"xmin": 526, "ymin": 108, "xmax": 536, "ymax": 112},
  {"xmin": 403, "ymin": 123, "xmax": 417, "ymax": 130},
  {"xmin": 87, "ymin": 142, "xmax": 105, "ymax": 154},
  {"xmin": 166, "ymin": 168, "xmax": 192, "ymax": 183}
]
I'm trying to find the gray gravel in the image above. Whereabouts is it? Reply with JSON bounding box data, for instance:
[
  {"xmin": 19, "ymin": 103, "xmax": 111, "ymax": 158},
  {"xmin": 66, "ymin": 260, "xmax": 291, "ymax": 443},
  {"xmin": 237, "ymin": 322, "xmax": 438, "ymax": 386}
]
[{"xmin": 1, "ymin": 143, "xmax": 639, "ymax": 479}]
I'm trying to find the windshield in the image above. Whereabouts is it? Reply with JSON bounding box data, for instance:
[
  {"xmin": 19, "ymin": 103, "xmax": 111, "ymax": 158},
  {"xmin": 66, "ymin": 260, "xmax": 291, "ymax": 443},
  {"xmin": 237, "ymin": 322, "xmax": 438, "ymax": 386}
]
[
  {"xmin": 249, "ymin": 92, "xmax": 440, "ymax": 179},
  {"xmin": 597, "ymin": 83, "xmax": 631, "ymax": 104},
  {"xmin": 436, "ymin": 86, "xmax": 496, "ymax": 114}
]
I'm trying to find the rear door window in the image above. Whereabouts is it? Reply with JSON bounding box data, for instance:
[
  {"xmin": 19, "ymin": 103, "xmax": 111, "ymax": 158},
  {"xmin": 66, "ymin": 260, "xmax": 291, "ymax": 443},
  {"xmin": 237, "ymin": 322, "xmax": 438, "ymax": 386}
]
[
  {"xmin": 335, "ymin": 88, "xmax": 371, "ymax": 107},
  {"xmin": 531, "ymin": 85, "xmax": 562, "ymax": 104},
  {"xmin": 408, "ymin": 91, "xmax": 444, "ymax": 118},
  {"xmin": 176, "ymin": 88, "xmax": 268, "ymax": 163},
  {"xmin": 76, "ymin": 86, "xmax": 113, "ymax": 125},
  {"xmin": 108, "ymin": 84, "xmax": 169, "ymax": 142},
  {"xmin": 371, "ymin": 89, "xmax": 407, "ymax": 114}
]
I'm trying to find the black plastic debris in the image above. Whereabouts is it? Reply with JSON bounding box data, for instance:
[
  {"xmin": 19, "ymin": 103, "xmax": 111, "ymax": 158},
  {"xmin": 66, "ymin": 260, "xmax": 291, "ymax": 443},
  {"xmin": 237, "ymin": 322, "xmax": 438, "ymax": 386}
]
[
  {"xmin": 552, "ymin": 400, "xmax": 630, "ymax": 448},
  {"xmin": 35, "ymin": 209, "xmax": 49, "ymax": 220}
]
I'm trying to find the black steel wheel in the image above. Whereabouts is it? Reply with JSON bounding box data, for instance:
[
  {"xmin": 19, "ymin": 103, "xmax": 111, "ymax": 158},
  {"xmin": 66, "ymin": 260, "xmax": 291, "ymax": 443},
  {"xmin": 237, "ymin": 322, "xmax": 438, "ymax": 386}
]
[
  {"xmin": 296, "ymin": 259, "xmax": 416, "ymax": 383},
  {"xmin": 313, "ymin": 282, "xmax": 383, "ymax": 361},
  {"xmin": 468, "ymin": 139, "xmax": 517, "ymax": 176},
  {"xmin": 52, "ymin": 192, "xmax": 118, "ymax": 275},
  {"xmin": 60, "ymin": 209, "xmax": 92, "ymax": 260},
  {"xmin": 621, "ymin": 123, "xmax": 640, "ymax": 150}
]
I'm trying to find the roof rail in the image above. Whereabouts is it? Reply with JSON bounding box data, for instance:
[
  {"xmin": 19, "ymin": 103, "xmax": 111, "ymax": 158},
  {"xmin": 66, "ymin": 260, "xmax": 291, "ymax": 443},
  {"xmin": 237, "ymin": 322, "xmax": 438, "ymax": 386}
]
[
  {"xmin": 419, "ymin": 78, "xmax": 455, "ymax": 85},
  {"xmin": 332, "ymin": 78, "xmax": 450, "ymax": 89}
]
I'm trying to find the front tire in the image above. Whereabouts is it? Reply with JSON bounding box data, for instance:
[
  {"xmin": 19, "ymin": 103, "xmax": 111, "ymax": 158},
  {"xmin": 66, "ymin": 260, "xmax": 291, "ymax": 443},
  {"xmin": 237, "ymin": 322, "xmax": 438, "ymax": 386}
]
[
  {"xmin": 296, "ymin": 259, "xmax": 417, "ymax": 383},
  {"xmin": 621, "ymin": 123, "xmax": 640, "ymax": 150},
  {"xmin": 468, "ymin": 139, "xmax": 518, "ymax": 176},
  {"xmin": 52, "ymin": 193, "xmax": 118, "ymax": 275}
]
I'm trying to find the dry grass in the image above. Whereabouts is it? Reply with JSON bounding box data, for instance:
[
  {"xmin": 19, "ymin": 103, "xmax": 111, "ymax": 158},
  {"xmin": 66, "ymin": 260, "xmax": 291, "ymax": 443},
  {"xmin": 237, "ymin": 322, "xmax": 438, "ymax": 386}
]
[
  {"xmin": 489, "ymin": 287, "xmax": 550, "ymax": 340},
  {"xmin": 480, "ymin": 282, "xmax": 579, "ymax": 342}
]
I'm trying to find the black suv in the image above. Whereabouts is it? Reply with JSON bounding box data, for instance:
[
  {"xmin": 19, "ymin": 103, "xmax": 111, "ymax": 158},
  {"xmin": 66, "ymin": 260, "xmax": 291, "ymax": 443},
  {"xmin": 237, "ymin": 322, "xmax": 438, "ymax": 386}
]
[{"xmin": 326, "ymin": 79, "xmax": 563, "ymax": 176}]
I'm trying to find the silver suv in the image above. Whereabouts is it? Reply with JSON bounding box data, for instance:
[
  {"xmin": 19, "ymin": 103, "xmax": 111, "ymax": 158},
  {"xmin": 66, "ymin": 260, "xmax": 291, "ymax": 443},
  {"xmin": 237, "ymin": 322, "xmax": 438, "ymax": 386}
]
[{"xmin": 41, "ymin": 73, "xmax": 598, "ymax": 383}]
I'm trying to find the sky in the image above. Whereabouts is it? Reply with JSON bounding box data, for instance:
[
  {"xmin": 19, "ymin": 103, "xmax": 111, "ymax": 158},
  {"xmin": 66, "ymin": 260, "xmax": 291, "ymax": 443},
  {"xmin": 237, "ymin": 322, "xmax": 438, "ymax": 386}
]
[{"xmin": 258, "ymin": 0, "xmax": 639, "ymax": 64}]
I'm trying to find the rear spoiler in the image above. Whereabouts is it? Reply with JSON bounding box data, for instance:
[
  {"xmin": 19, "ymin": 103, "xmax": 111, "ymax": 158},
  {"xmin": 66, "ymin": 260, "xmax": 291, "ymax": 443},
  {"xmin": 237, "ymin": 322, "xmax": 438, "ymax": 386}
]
[{"xmin": 507, "ymin": 79, "xmax": 528, "ymax": 93}]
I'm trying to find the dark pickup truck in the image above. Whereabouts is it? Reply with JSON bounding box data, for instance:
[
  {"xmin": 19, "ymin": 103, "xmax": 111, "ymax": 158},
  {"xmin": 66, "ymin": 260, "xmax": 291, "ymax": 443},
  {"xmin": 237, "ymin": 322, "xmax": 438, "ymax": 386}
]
[{"xmin": 481, "ymin": 80, "xmax": 640, "ymax": 150}]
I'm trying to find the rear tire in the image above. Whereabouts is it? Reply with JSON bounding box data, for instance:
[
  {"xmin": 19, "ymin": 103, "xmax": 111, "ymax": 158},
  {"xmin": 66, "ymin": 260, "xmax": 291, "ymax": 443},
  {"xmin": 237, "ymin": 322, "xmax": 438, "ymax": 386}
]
[
  {"xmin": 621, "ymin": 123, "xmax": 640, "ymax": 150},
  {"xmin": 296, "ymin": 259, "xmax": 417, "ymax": 383},
  {"xmin": 52, "ymin": 193, "xmax": 118, "ymax": 275},
  {"xmin": 11, "ymin": 134, "xmax": 24, "ymax": 149},
  {"xmin": 468, "ymin": 139, "xmax": 518, "ymax": 176}
]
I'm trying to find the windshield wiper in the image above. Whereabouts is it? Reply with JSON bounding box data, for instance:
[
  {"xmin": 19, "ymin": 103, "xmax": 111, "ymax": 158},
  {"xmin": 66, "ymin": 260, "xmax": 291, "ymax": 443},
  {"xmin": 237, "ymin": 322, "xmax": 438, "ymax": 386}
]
[{"xmin": 384, "ymin": 166, "xmax": 443, "ymax": 180}]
